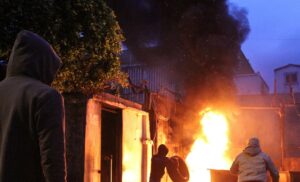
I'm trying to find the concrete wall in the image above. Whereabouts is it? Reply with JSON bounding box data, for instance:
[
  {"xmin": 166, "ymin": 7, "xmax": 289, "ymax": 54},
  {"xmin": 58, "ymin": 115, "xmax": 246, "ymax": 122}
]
[
  {"xmin": 229, "ymin": 108, "xmax": 282, "ymax": 168},
  {"xmin": 84, "ymin": 96, "xmax": 152, "ymax": 182},
  {"xmin": 64, "ymin": 94, "xmax": 87, "ymax": 182}
]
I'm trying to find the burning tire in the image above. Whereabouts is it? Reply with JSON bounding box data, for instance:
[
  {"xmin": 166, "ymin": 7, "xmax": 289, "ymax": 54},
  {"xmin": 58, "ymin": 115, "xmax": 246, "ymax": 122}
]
[{"xmin": 166, "ymin": 156, "xmax": 189, "ymax": 182}]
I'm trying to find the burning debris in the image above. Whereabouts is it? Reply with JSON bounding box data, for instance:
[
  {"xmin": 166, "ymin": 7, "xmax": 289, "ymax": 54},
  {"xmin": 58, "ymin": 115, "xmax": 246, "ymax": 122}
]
[{"xmin": 186, "ymin": 109, "xmax": 231, "ymax": 182}]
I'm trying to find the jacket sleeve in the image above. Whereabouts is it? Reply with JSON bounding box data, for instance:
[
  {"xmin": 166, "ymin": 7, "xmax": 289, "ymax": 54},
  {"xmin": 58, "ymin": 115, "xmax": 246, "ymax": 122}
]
[
  {"xmin": 230, "ymin": 155, "xmax": 240, "ymax": 175},
  {"xmin": 263, "ymin": 153, "xmax": 279, "ymax": 182},
  {"xmin": 35, "ymin": 90, "xmax": 66, "ymax": 182}
]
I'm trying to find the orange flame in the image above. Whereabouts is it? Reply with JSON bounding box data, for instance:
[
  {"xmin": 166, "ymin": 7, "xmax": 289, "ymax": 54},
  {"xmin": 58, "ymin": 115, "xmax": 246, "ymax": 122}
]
[{"xmin": 186, "ymin": 109, "xmax": 232, "ymax": 182}]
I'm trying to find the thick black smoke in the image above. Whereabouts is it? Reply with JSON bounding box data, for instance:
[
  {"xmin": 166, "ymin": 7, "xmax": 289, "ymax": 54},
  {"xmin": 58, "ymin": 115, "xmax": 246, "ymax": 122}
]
[
  {"xmin": 108, "ymin": 0, "xmax": 250, "ymax": 150},
  {"xmin": 108, "ymin": 0, "xmax": 249, "ymax": 105}
]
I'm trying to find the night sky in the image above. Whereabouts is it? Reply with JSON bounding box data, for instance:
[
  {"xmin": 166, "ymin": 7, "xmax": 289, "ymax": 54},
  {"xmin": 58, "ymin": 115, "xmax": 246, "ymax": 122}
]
[{"xmin": 229, "ymin": 0, "xmax": 300, "ymax": 92}]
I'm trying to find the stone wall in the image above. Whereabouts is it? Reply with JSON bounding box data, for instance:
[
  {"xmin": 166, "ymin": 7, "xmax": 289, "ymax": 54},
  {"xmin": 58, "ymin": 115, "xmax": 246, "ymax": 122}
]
[{"xmin": 64, "ymin": 93, "xmax": 88, "ymax": 182}]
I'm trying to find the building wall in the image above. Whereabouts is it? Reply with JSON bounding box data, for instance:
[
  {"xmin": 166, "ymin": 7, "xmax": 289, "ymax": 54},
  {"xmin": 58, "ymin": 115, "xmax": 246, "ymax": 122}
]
[
  {"xmin": 84, "ymin": 94, "xmax": 152, "ymax": 182},
  {"xmin": 120, "ymin": 50, "xmax": 183, "ymax": 105},
  {"xmin": 235, "ymin": 50, "xmax": 255, "ymax": 75},
  {"xmin": 234, "ymin": 73, "xmax": 269, "ymax": 95},
  {"xmin": 275, "ymin": 65, "xmax": 300, "ymax": 94},
  {"xmin": 229, "ymin": 108, "xmax": 282, "ymax": 168},
  {"xmin": 64, "ymin": 93, "xmax": 87, "ymax": 182},
  {"xmin": 122, "ymin": 64, "xmax": 178, "ymax": 104}
]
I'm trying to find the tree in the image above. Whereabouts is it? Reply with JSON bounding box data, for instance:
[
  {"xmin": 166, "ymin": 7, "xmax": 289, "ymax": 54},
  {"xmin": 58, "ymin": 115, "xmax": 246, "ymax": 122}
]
[{"xmin": 0, "ymin": 0, "xmax": 127, "ymax": 95}]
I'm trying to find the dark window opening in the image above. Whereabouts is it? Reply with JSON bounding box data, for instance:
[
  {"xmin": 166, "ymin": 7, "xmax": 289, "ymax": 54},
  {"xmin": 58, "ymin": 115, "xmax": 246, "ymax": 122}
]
[{"xmin": 285, "ymin": 72, "xmax": 298, "ymax": 85}]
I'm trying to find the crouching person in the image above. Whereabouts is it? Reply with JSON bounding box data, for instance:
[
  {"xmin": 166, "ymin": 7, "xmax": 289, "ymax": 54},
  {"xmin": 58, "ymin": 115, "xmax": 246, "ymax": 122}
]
[{"xmin": 149, "ymin": 144, "xmax": 170, "ymax": 182}]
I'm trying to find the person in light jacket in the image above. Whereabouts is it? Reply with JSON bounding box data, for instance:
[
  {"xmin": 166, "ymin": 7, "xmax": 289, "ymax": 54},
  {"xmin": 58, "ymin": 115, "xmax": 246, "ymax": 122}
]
[
  {"xmin": 230, "ymin": 137, "xmax": 279, "ymax": 182},
  {"xmin": 0, "ymin": 30, "xmax": 66, "ymax": 182}
]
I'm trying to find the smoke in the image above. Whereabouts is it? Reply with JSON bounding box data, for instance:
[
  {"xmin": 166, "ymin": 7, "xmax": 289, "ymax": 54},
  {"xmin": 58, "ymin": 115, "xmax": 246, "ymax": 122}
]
[{"xmin": 107, "ymin": 0, "xmax": 250, "ymax": 152}]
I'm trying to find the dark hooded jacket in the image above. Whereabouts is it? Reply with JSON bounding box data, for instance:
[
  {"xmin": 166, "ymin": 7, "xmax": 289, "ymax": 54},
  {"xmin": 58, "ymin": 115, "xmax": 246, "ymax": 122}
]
[
  {"xmin": 149, "ymin": 154, "xmax": 169, "ymax": 182},
  {"xmin": 149, "ymin": 144, "xmax": 169, "ymax": 182},
  {"xmin": 0, "ymin": 30, "xmax": 66, "ymax": 182},
  {"xmin": 0, "ymin": 60, "xmax": 7, "ymax": 81},
  {"xmin": 230, "ymin": 138, "xmax": 279, "ymax": 182}
]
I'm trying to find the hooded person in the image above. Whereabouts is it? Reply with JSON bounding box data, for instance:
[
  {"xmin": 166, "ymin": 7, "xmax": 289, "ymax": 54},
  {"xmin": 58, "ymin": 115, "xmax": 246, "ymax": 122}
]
[
  {"xmin": 0, "ymin": 30, "xmax": 66, "ymax": 182},
  {"xmin": 230, "ymin": 137, "xmax": 279, "ymax": 182}
]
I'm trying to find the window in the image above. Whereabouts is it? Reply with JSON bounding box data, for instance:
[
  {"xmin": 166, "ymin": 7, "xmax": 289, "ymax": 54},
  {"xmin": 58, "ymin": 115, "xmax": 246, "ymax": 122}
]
[{"xmin": 285, "ymin": 72, "xmax": 298, "ymax": 85}]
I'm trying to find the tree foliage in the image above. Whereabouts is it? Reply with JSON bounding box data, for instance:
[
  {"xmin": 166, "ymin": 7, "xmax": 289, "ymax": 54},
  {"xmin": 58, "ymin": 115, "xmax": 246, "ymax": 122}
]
[{"xmin": 0, "ymin": 0, "xmax": 127, "ymax": 94}]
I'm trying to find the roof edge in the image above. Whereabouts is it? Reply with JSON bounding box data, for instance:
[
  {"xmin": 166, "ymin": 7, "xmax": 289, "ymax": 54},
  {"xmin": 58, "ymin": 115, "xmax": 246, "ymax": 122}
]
[{"xmin": 274, "ymin": 64, "xmax": 300, "ymax": 72}]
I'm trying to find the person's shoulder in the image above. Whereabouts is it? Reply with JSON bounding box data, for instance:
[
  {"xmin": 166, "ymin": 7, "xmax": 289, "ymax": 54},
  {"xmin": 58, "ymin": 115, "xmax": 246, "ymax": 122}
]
[
  {"xmin": 34, "ymin": 88, "xmax": 63, "ymax": 110},
  {"xmin": 21, "ymin": 76, "xmax": 58, "ymax": 93},
  {"xmin": 236, "ymin": 152, "xmax": 245, "ymax": 158},
  {"xmin": 258, "ymin": 151, "xmax": 271, "ymax": 159},
  {"xmin": 233, "ymin": 152, "xmax": 246, "ymax": 161},
  {"xmin": 257, "ymin": 151, "xmax": 275, "ymax": 164},
  {"xmin": 23, "ymin": 78, "xmax": 62, "ymax": 102},
  {"xmin": 42, "ymin": 87, "xmax": 61, "ymax": 98},
  {"xmin": 10, "ymin": 76, "xmax": 53, "ymax": 91},
  {"xmin": 1, "ymin": 76, "xmax": 60, "ymax": 96},
  {"xmin": 152, "ymin": 154, "xmax": 165, "ymax": 159},
  {"xmin": 152, "ymin": 155, "xmax": 169, "ymax": 162},
  {"xmin": 33, "ymin": 82, "xmax": 61, "ymax": 97}
]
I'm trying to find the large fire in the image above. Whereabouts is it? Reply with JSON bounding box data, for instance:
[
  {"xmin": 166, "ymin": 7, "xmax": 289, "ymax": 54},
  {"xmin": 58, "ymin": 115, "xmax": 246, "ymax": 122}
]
[{"xmin": 185, "ymin": 109, "xmax": 232, "ymax": 182}]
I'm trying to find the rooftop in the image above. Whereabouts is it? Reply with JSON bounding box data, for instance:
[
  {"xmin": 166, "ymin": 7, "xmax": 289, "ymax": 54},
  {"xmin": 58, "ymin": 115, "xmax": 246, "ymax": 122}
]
[{"xmin": 274, "ymin": 64, "xmax": 300, "ymax": 72}]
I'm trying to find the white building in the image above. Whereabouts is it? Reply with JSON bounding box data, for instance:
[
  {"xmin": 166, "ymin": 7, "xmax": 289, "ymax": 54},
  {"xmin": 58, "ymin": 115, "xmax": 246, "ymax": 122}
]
[
  {"xmin": 233, "ymin": 51, "xmax": 270, "ymax": 95},
  {"xmin": 234, "ymin": 73, "xmax": 269, "ymax": 95},
  {"xmin": 274, "ymin": 64, "xmax": 300, "ymax": 94}
]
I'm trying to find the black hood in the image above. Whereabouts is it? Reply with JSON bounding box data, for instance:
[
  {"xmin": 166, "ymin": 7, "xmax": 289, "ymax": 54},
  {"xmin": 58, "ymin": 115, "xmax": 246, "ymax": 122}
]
[{"xmin": 6, "ymin": 30, "xmax": 61, "ymax": 85}]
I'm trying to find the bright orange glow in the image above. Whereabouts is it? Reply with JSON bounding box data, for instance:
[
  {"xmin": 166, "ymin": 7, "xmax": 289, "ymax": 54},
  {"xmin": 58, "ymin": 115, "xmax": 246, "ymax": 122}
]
[
  {"xmin": 186, "ymin": 109, "xmax": 232, "ymax": 182},
  {"xmin": 122, "ymin": 145, "xmax": 139, "ymax": 181},
  {"xmin": 84, "ymin": 100, "xmax": 101, "ymax": 182},
  {"xmin": 122, "ymin": 109, "xmax": 152, "ymax": 182},
  {"xmin": 157, "ymin": 125, "xmax": 167, "ymax": 145},
  {"xmin": 122, "ymin": 110, "xmax": 143, "ymax": 182}
]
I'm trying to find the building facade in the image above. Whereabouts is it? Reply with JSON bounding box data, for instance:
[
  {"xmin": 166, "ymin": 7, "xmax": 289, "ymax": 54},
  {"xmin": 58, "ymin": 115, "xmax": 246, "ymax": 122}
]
[
  {"xmin": 274, "ymin": 64, "xmax": 300, "ymax": 94},
  {"xmin": 234, "ymin": 73, "xmax": 269, "ymax": 95}
]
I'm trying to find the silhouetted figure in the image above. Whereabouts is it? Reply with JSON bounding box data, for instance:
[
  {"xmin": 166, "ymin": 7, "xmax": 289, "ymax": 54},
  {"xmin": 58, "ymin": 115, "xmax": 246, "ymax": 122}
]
[
  {"xmin": 149, "ymin": 144, "xmax": 170, "ymax": 182},
  {"xmin": 0, "ymin": 30, "xmax": 66, "ymax": 182},
  {"xmin": 230, "ymin": 137, "xmax": 279, "ymax": 182},
  {"xmin": 0, "ymin": 60, "xmax": 7, "ymax": 81}
]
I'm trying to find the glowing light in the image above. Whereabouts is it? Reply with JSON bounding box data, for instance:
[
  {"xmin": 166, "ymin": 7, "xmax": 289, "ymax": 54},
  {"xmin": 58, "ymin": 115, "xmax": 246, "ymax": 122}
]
[{"xmin": 186, "ymin": 109, "xmax": 232, "ymax": 182}]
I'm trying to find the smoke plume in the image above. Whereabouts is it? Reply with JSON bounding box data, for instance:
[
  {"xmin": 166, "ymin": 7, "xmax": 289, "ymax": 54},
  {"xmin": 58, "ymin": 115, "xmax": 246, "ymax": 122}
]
[{"xmin": 108, "ymin": 0, "xmax": 250, "ymax": 151}]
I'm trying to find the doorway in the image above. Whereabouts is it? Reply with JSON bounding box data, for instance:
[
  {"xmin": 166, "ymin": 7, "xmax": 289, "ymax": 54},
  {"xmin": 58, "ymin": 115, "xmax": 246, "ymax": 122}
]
[{"xmin": 101, "ymin": 107, "xmax": 122, "ymax": 182}]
